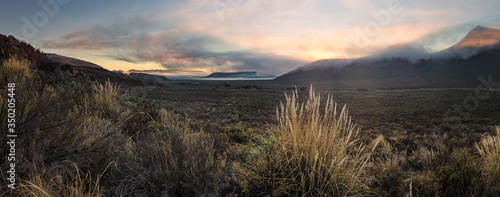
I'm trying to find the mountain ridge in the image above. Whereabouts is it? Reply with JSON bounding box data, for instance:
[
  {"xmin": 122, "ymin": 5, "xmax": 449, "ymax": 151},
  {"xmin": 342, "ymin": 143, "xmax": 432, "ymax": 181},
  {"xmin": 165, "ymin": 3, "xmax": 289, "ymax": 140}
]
[
  {"xmin": 205, "ymin": 71, "xmax": 274, "ymax": 78},
  {"xmin": 129, "ymin": 73, "xmax": 170, "ymax": 83},
  {"xmin": 45, "ymin": 53, "xmax": 103, "ymax": 69}
]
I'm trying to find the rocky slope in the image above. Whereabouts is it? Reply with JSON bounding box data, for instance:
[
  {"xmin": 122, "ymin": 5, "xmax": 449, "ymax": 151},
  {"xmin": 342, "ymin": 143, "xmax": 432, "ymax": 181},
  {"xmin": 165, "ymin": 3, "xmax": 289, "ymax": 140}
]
[{"xmin": 0, "ymin": 34, "xmax": 49, "ymax": 65}]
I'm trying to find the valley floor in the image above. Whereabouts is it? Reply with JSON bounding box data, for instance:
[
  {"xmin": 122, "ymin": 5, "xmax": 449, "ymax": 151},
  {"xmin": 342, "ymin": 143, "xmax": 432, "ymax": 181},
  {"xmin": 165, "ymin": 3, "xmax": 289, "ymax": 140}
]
[{"xmin": 121, "ymin": 80, "xmax": 500, "ymax": 195}]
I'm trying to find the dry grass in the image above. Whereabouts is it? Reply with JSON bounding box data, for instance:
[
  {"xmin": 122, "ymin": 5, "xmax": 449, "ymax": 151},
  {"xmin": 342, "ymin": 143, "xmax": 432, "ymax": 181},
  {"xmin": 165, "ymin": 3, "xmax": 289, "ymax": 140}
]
[
  {"xmin": 255, "ymin": 86, "xmax": 379, "ymax": 196},
  {"xmin": 0, "ymin": 56, "xmax": 31, "ymax": 81},
  {"xmin": 476, "ymin": 126, "xmax": 500, "ymax": 174},
  {"xmin": 475, "ymin": 126, "xmax": 500, "ymax": 194},
  {"xmin": 418, "ymin": 147, "xmax": 436, "ymax": 170},
  {"xmin": 0, "ymin": 57, "xmax": 124, "ymax": 196},
  {"xmin": 18, "ymin": 161, "xmax": 113, "ymax": 197},
  {"xmin": 92, "ymin": 80, "xmax": 121, "ymax": 117}
]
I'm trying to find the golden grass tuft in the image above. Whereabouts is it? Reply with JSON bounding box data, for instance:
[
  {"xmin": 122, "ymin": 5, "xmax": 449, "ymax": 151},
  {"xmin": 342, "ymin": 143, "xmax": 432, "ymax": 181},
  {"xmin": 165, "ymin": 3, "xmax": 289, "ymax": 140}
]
[
  {"xmin": 269, "ymin": 86, "xmax": 379, "ymax": 196},
  {"xmin": 0, "ymin": 56, "xmax": 31, "ymax": 83},
  {"xmin": 475, "ymin": 126, "xmax": 500, "ymax": 192},
  {"xmin": 92, "ymin": 80, "xmax": 121, "ymax": 117},
  {"xmin": 475, "ymin": 127, "xmax": 500, "ymax": 172}
]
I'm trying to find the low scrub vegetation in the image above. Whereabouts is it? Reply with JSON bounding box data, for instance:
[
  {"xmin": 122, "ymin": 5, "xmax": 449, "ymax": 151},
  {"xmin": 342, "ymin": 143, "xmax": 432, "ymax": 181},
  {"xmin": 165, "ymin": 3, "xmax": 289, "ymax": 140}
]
[
  {"xmin": 0, "ymin": 56, "xmax": 233, "ymax": 196},
  {"xmin": 124, "ymin": 109, "xmax": 231, "ymax": 196},
  {"xmin": 1, "ymin": 55, "xmax": 499, "ymax": 196}
]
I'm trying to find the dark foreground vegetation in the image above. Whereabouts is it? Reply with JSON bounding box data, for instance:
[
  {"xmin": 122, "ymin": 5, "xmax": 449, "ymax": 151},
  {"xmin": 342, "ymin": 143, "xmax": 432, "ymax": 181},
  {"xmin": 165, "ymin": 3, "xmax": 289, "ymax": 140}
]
[{"xmin": 1, "ymin": 55, "xmax": 500, "ymax": 196}]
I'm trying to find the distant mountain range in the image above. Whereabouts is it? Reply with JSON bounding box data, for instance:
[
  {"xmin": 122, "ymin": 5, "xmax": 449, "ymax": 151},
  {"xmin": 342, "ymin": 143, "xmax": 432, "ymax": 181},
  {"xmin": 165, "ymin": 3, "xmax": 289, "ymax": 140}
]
[
  {"xmin": 129, "ymin": 73, "xmax": 170, "ymax": 83},
  {"xmin": 205, "ymin": 71, "xmax": 274, "ymax": 78},
  {"xmin": 275, "ymin": 26, "xmax": 500, "ymax": 89},
  {"xmin": 44, "ymin": 53, "xmax": 171, "ymax": 83}
]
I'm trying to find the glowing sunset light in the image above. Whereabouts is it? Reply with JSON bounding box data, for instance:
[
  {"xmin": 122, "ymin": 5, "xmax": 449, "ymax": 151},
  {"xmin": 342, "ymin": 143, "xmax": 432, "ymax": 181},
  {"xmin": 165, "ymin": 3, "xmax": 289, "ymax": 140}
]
[{"xmin": 1, "ymin": 0, "xmax": 499, "ymax": 75}]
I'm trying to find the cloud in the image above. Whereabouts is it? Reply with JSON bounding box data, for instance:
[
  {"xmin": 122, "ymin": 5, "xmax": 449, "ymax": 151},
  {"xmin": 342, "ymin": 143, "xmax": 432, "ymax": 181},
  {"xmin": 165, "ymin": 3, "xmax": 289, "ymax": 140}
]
[
  {"xmin": 410, "ymin": 23, "xmax": 480, "ymax": 52},
  {"xmin": 39, "ymin": 0, "xmax": 500, "ymax": 75},
  {"xmin": 41, "ymin": 17, "xmax": 306, "ymax": 75},
  {"xmin": 340, "ymin": 0, "xmax": 375, "ymax": 10}
]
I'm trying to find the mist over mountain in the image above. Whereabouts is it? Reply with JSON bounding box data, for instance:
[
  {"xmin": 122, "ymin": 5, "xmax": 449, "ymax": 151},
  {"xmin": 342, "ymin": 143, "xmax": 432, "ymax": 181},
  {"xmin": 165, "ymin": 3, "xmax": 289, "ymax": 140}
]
[
  {"xmin": 371, "ymin": 42, "xmax": 429, "ymax": 61},
  {"xmin": 275, "ymin": 26, "xmax": 500, "ymax": 89}
]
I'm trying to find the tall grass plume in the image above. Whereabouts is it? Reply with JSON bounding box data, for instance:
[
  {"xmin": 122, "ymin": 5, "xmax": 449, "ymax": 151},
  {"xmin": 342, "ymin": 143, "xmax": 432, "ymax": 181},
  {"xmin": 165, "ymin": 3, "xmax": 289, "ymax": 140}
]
[
  {"xmin": 245, "ymin": 86, "xmax": 378, "ymax": 196},
  {"xmin": 92, "ymin": 80, "xmax": 121, "ymax": 117},
  {"xmin": 475, "ymin": 126, "xmax": 500, "ymax": 194}
]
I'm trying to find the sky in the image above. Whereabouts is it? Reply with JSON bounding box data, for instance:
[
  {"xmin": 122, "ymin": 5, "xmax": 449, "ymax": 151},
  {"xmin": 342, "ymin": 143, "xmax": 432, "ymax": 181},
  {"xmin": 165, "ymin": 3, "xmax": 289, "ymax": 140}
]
[{"xmin": 1, "ymin": 0, "xmax": 500, "ymax": 76}]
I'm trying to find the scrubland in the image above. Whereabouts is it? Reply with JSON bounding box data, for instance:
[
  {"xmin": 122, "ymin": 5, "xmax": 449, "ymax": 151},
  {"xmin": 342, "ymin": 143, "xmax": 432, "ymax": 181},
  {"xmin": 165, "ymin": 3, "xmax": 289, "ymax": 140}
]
[{"xmin": 1, "ymin": 56, "xmax": 500, "ymax": 196}]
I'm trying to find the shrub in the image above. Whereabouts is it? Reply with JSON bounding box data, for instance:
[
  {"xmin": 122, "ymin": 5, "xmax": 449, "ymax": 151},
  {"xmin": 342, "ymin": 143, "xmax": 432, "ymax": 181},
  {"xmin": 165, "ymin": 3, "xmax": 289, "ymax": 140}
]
[
  {"xmin": 371, "ymin": 154, "xmax": 404, "ymax": 196},
  {"xmin": 127, "ymin": 108, "xmax": 231, "ymax": 196},
  {"xmin": 437, "ymin": 148, "xmax": 481, "ymax": 196},
  {"xmin": 412, "ymin": 148, "xmax": 481, "ymax": 196},
  {"xmin": 244, "ymin": 87, "xmax": 378, "ymax": 196},
  {"xmin": 0, "ymin": 56, "xmax": 125, "ymax": 195},
  {"xmin": 6, "ymin": 81, "xmax": 124, "ymax": 172},
  {"xmin": 411, "ymin": 173, "xmax": 441, "ymax": 197},
  {"xmin": 222, "ymin": 126, "xmax": 258, "ymax": 143}
]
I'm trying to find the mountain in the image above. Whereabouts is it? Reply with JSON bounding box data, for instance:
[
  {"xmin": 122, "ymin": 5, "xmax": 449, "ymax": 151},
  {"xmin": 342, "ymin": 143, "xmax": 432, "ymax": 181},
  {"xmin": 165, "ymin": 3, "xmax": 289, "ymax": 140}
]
[
  {"xmin": 275, "ymin": 26, "xmax": 500, "ymax": 89},
  {"xmin": 46, "ymin": 53, "xmax": 103, "ymax": 69},
  {"xmin": 0, "ymin": 34, "xmax": 49, "ymax": 65},
  {"xmin": 205, "ymin": 71, "xmax": 274, "ymax": 78},
  {"xmin": 129, "ymin": 73, "xmax": 170, "ymax": 83},
  {"xmin": 450, "ymin": 26, "xmax": 500, "ymax": 49},
  {"xmin": 438, "ymin": 26, "xmax": 500, "ymax": 58}
]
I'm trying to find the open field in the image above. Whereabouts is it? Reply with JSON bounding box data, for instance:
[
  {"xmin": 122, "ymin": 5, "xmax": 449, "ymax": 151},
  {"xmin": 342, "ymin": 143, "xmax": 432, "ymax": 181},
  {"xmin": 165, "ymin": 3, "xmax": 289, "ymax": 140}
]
[
  {"xmin": 129, "ymin": 81, "xmax": 500, "ymax": 138},
  {"xmin": 121, "ymin": 80, "xmax": 500, "ymax": 195}
]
